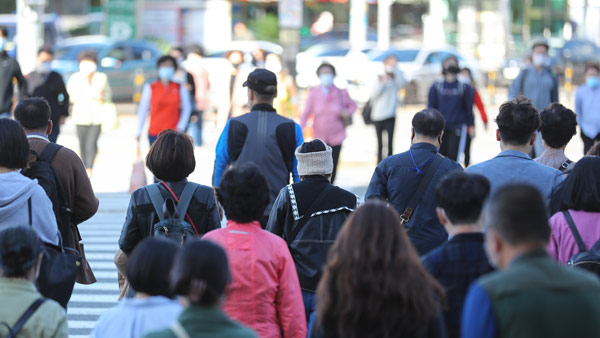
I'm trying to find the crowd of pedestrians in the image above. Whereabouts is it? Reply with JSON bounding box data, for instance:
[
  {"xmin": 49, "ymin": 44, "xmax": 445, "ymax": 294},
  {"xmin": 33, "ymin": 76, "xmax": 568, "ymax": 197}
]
[{"xmin": 1, "ymin": 33, "xmax": 600, "ymax": 338}]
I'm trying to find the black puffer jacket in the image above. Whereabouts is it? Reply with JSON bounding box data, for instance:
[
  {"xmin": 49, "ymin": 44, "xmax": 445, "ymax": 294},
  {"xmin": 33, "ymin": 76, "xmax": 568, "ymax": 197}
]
[
  {"xmin": 119, "ymin": 180, "xmax": 221, "ymax": 254},
  {"xmin": 266, "ymin": 176, "xmax": 358, "ymax": 292}
]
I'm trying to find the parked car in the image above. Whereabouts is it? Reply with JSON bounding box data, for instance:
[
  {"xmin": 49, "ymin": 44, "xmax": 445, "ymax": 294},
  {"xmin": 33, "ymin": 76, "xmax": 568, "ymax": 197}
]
[
  {"xmin": 349, "ymin": 46, "xmax": 481, "ymax": 104},
  {"xmin": 295, "ymin": 41, "xmax": 378, "ymax": 89},
  {"xmin": 52, "ymin": 35, "xmax": 161, "ymax": 102}
]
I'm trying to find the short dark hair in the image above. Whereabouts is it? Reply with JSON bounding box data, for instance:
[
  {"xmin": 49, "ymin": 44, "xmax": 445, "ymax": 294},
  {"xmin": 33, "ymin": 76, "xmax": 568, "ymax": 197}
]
[
  {"xmin": 316, "ymin": 63, "xmax": 336, "ymax": 76},
  {"xmin": 485, "ymin": 184, "xmax": 550, "ymax": 246},
  {"xmin": 0, "ymin": 225, "xmax": 42, "ymax": 278},
  {"xmin": 495, "ymin": 97, "xmax": 541, "ymax": 145},
  {"xmin": 187, "ymin": 44, "xmax": 205, "ymax": 57},
  {"xmin": 412, "ymin": 109, "xmax": 445, "ymax": 138},
  {"xmin": 549, "ymin": 156, "xmax": 600, "ymax": 214},
  {"xmin": 585, "ymin": 63, "xmax": 600, "ymax": 74},
  {"xmin": 171, "ymin": 239, "xmax": 231, "ymax": 306},
  {"xmin": 157, "ymin": 55, "xmax": 178, "ymax": 70},
  {"xmin": 146, "ymin": 130, "xmax": 195, "ymax": 181},
  {"xmin": 0, "ymin": 119, "xmax": 30, "ymax": 170},
  {"xmin": 14, "ymin": 98, "xmax": 52, "ymax": 131},
  {"xmin": 0, "ymin": 25, "xmax": 7, "ymax": 38},
  {"xmin": 539, "ymin": 103, "xmax": 577, "ymax": 149},
  {"xmin": 436, "ymin": 171, "xmax": 490, "ymax": 224},
  {"xmin": 171, "ymin": 46, "xmax": 185, "ymax": 55},
  {"xmin": 253, "ymin": 90, "xmax": 277, "ymax": 102},
  {"xmin": 532, "ymin": 41, "xmax": 549, "ymax": 52},
  {"xmin": 216, "ymin": 163, "xmax": 270, "ymax": 223},
  {"xmin": 78, "ymin": 50, "xmax": 97, "ymax": 63},
  {"xmin": 127, "ymin": 237, "xmax": 179, "ymax": 298},
  {"xmin": 38, "ymin": 46, "xmax": 53, "ymax": 56},
  {"xmin": 299, "ymin": 139, "xmax": 327, "ymax": 153}
]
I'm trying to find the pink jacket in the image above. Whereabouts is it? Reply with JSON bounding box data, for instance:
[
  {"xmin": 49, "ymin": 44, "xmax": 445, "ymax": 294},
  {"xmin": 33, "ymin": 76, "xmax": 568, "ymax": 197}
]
[
  {"xmin": 547, "ymin": 210, "xmax": 600, "ymax": 264},
  {"xmin": 300, "ymin": 86, "xmax": 357, "ymax": 146},
  {"xmin": 203, "ymin": 221, "xmax": 307, "ymax": 338}
]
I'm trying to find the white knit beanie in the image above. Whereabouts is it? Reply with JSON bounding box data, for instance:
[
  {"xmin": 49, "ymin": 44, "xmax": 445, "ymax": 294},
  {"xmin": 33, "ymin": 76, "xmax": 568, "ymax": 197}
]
[{"xmin": 295, "ymin": 139, "xmax": 334, "ymax": 176}]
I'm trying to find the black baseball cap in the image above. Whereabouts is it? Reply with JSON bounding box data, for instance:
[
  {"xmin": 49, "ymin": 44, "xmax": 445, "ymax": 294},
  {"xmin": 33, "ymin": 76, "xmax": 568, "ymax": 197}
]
[{"xmin": 243, "ymin": 68, "xmax": 277, "ymax": 95}]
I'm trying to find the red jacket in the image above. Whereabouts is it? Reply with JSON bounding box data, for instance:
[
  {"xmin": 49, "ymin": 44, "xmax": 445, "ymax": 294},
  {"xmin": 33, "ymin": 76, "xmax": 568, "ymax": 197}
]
[{"xmin": 203, "ymin": 221, "xmax": 307, "ymax": 338}]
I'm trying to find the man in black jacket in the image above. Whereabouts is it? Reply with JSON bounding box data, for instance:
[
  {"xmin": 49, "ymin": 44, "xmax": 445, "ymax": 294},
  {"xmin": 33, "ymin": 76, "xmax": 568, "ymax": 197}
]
[
  {"xmin": 0, "ymin": 25, "xmax": 27, "ymax": 118},
  {"xmin": 366, "ymin": 109, "xmax": 462, "ymax": 256},
  {"xmin": 267, "ymin": 139, "xmax": 358, "ymax": 334},
  {"xmin": 25, "ymin": 47, "xmax": 69, "ymax": 143}
]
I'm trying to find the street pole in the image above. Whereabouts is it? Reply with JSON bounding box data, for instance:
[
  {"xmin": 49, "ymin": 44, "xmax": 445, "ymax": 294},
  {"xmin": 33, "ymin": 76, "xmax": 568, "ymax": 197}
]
[
  {"xmin": 377, "ymin": 0, "xmax": 391, "ymax": 50},
  {"xmin": 350, "ymin": 0, "xmax": 367, "ymax": 51},
  {"xmin": 279, "ymin": 0, "xmax": 303, "ymax": 76},
  {"xmin": 16, "ymin": 0, "xmax": 45, "ymax": 75}
]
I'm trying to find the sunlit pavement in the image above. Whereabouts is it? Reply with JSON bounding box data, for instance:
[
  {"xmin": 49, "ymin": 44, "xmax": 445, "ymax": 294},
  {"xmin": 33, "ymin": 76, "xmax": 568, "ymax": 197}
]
[{"xmin": 62, "ymin": 89, "xmax": 583, "ymax": 336}]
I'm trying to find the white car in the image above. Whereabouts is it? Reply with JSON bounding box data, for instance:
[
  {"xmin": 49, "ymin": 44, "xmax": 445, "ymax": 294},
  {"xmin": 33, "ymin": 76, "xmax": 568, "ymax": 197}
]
[
  {"xmin": 351, "ymin": 46, "xmax": 481, "ymax": 104},
  {"xmin": 295, "ymin": 41, "xmax": 378, "ymax": 90}
]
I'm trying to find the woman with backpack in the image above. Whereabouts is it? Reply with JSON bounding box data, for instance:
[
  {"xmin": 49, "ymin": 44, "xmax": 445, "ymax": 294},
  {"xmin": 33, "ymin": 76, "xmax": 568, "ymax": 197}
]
[
  {"xmin": 117, "ymin": 130, "xmax": 220, "ymax": 297},
  {"xmin": 0, "ymin": 119, "xmax": 59, "ymax": 245},
  {"xmin": 547, "ymin": 157, "xmax": 600, "ymax": 265},
  {"xmin": 0, "ymin": 225, "xmax": 67, "ymax": 338}
]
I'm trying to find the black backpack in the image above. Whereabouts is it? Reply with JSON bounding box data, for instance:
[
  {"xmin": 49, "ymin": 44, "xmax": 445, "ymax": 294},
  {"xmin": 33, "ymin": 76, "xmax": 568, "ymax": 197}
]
[
  {"xmin": 563, "ymin": 210, "xmax": 600, "ymax": 276},
  {"xmin": 21, "ymin": 143, "xmax": 72, "ymax": 248},
  {"xmin": 146, "ymin": 183, "xmax": 198, "ymax": 245}
]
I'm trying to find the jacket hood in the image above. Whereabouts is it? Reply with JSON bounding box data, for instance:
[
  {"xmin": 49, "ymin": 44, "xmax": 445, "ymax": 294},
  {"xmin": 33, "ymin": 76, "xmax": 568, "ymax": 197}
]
[{"xmin": 0, "ymin": 172, "xmax": 39, "ymax": 223}]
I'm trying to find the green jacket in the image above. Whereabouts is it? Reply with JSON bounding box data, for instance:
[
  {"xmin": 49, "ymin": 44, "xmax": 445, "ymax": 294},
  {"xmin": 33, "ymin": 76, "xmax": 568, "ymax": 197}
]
[
  {"xmin": 0, "ymin": 278, "xmax": 68, "ymax": 338},
  {"xmin": 144, "ymin": 305, "xmax": 257, "ymax": 338},
  {"xmin": 479, "ymin": 249, "xmax": 600, "ymax": 338}
]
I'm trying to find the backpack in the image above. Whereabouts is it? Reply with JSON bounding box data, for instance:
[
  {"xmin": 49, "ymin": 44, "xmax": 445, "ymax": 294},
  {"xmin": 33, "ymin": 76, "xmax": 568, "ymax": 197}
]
[
  {"xmin": 563, "ymin": 210, "xmax": 600, "ymax": 276},
  {"xmin": 146, "ymin": 183, "xmax": 198, "ymax": 245},
  {"xmin": 21, "ymin": 143, "xmax": 72, "ymax": 248}
]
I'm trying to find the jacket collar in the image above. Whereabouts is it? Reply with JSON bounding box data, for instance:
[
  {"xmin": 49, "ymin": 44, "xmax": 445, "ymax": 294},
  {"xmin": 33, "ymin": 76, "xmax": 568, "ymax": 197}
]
[
  {"xmin": 509, "ymin": 248, "xmax": 549, "ymax": 268},
  {"xmin": 496, "ymin": 149, "xmax": 532, "ymax": 160},
  {"xmin": 411, "ymin": 142, "xmax": 438, "ymax": 152},
  {"xmin": 449, "ymin": 232, "xmax": 485, "ymax": 242},
  {"xmin": 0, "ymin": 277, "xmax": 38, "ymax": 293},
  {"xmin": 226, "ymin": 220, "xmax": 262, "ymax": 232},
  {"xmin": 251, "ymin": 103, "xmax": 276, "ymax": 112},
  {"xmin": 179, "ymin": 305, "xmax": 234, "ymax": 326}
]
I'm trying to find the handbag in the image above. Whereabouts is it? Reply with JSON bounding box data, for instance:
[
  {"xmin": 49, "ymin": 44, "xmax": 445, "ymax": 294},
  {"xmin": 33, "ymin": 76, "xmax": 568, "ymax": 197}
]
[
  {"xmin": 337, "ymin": 89, "xmax": 353, "ymax": 127},
  {"xmin": 100, "ymin": 102, "xmax": 119, "ymax": 131},
  {"xmin": 26, "ymin": 198, "xmax": 81, "ymax": 308},
  {"xmin": 129, "ymin": 146, "xmax": 147, "ymax": 194},
  {"xmin": 362, "ymin": 100, "xmax": 373, "ymax": 125}
]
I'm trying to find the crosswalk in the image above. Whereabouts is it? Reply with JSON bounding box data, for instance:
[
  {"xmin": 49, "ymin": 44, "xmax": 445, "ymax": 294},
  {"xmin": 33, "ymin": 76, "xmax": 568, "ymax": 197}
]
[{"xmin": 67, "ymin": 193, "xmax": 130, "ymax": 337}]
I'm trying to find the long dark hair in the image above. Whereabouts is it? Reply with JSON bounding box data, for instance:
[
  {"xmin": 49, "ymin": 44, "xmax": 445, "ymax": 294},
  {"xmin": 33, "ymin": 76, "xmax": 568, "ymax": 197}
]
[
  {"xmin": 316, "ymin": 200, "xmax": 444, "ymax": 338},
  {"xmin": 549, "ymin": 156, "xmax": 600, "ymax": 214}
]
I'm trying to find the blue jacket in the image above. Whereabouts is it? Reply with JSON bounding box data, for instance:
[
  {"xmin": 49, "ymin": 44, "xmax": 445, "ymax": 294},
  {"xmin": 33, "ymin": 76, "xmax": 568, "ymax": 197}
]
[
  {"xmin": 428, "ymin": 81, "xmax": 475, "ymax": 129},
  {"xmin": 365, "ymin": 143, "xmax": 463, "ymax": 255},
  {"xmin": 213, "ymin": 104, "xmax": 303, "ymax": 216}
]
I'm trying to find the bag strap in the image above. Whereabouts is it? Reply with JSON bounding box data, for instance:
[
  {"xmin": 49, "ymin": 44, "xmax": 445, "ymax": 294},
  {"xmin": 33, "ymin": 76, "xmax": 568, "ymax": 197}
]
[
  {"xmin": 28, "ymin": 198, "xmax": 32, "ymax": 226},
  {"xmin": 559, "ymin": 159, "xmax": 573, "ymax": 172},
  {"xmin": 160, "ymin": 182, "xmax": 200, "ymax": 236},
  {"xmin": 38, "ymin": 143, "xmax": 63, "ymax": 163},
  {"xmin": 519, "ymin": 68, "xmax": 528, "ymax": 95},
  {"xmin": 146, "ymin": 184, "xmax": 167, "ymax": 222},
  {"xmin": 176, "ymin": 183, "xmax": 197, "ymax": 221},
  {"xmin": 170, "ymin": 321, "xmax": 191, "ymax": 338},
  {"xmin": 563, "ymin": 210, "xmax": 587, "ymax": 253},
  {"xmin": 400, "ymin": 155, "xmax": 444, "ymax": 224},
  {"xmin": 6, "ymin": 298, "xmax": 46, "ymax": 338},
  {"xmin": 288, "ymin": 184, "xmax": 335, "ymax": 242}
]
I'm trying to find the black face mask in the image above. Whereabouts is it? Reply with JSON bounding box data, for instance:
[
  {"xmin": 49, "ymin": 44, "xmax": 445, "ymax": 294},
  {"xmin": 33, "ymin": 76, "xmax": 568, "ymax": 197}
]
[{"xmin": 445, "ymin": 65, "xmax": 460, "ymax": 74}]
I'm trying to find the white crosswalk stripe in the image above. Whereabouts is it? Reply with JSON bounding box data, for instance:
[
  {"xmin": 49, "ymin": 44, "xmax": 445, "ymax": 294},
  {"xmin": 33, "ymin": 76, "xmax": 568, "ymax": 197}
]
[{"xmin": 67, "ymin": 192, "xmax": 129, "ymax": 337}]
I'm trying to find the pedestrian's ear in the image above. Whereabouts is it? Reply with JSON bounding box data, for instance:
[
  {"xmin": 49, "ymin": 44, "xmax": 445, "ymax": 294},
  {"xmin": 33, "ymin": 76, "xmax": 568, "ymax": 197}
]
[
  {"xmin": 530, "ymin": 132, "xmax": 537, "ymax": 146},
  {"xmin": 410, "ymin": 128, "xmax": 415, "ymax": 140},
  {"xmin": 435, "ymin": 207, "xmax": 447, "ymax": 225},
  {"xmin": 496, "ymin": 129, "xmax": 501, "ymax": 142},
  {"xmin": 46, "ymin": 120, "xmax": 53, "ymax": 137}
]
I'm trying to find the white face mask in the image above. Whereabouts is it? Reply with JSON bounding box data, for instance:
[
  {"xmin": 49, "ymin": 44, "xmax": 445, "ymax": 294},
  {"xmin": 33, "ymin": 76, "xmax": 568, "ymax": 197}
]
[
  {"xmin": 385, "ymin": 65, "xmax": 396, "ymax": 73},
  {"xmin": 266, "ymin": 61, "xmax": 283, "ymax": 74},
  {"xmin": 38, "ymin": 61, "xmax": 52, "ymax": 74},
  {"xmin": 319, "ymin": 73, "xmax": 334, "ymax": 87},
  {"xmin": 457, "ymin": 74, "xmax": 471, "ymax": 85},
  {"xmin": 80, "ymin": 61, "xmax": 97, "ymax": 75},
  {"xmin": 532, "ymin": 53, "xmax": 548, "ymax": 67}
]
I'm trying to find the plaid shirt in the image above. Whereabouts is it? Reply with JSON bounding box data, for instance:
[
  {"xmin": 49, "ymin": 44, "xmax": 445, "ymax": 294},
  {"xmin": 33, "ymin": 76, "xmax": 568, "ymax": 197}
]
[{"xmin": 422, "ymin": 233, "xmax": 494, "ymax": 338}]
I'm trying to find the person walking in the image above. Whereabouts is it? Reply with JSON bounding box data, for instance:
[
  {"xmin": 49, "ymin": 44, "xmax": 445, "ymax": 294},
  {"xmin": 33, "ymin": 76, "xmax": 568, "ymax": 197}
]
[
  {"xmin": 465, "ymin": 97, "xmax": 562, "ymax": 201},
  {"xmin": 25, "ymin": 47, "xmax": 69, "ymax": 143},
  {"xmin": 183, "ymin": 44, "xmax": 210, "ymax": 147},
  {"xmin": 535, "ymin": 103, "xmax": 578, "ymax": 171},
  {"xmin": 313, "ymin": 200, "xmax": 446, "ymax": 338},
  {"xmin": 204, "ymin": 163, "xmax": 307, "ymax": 338},
  {"xmin": 369, "ymin": 54, "xmax": 405, "ymax": 163},
  {"xmin": 265, "ymin": 53, "xmax": 298, "ymax": 119},
  {"xmin": 213, "ymin": 69, "xmax": 304, "ymax": 226},
  {"xmin": 547, "ymin": 157, "xmax": 600, "ymax": 264},
  {"xmin": 136, "ymin": 55, "xmax": 192, "ymax": 146},
  {"xmin": 0, "ymin": 226, "xmax": 67, "ymax": 338},
  {"xmin": 0, "ymin": 25, "xmax": 27, "ymax": 119},
  {"xmin": 366, "ymin": 109, "xmax": 462, "ymax": 255},
  {"xmin": 14, "ymin": 98, "xmax": 99, "ymax": 285},
  {"xmin": 145, "ymin": 240, "xmax": 257, "ymax": 338},
  {"xmin": 458, "ymin": 67, "xmax": 487, "ymax": 166},
  {"xmin": 509, "ymin": 40, "xmax": 559, "ymax": 158},
  {"xmin": 422, "ymin": 171, "xmax": 494, "ymax": 338},
  {"xmin": 428, "ymin": 56, "xmax": 475, "ymax": 164},
  {"xmin": 461, "ymin": 184, "xmax": 600, "ymax": 338},
  {"xmin": 300, "ymin": 64, "xmax": 356, "ymax": 183},
  {"xmin": 66, "ymin": 51, "xmax": 112, "ymax": 176},
  {"xmin": 92, "ymin": 238, "xmax": 182, "ymax": 338},
  {"xmin": 575, "ymin": 63, "xmax": 600, "ymax": 154},
  {"xmin": 267, "ymin": 139, "xmax": 358, "ymax": 334},
  {"xmin": 0, "ymin": 118, "xmax": 58, "ymax": 245}
]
